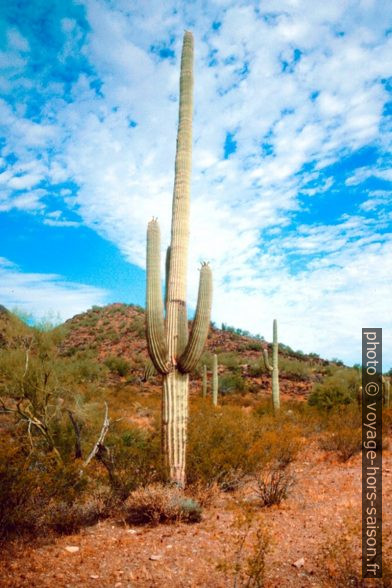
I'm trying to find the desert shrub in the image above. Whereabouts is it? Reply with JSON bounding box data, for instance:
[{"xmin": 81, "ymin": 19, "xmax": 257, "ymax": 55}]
[
  {"xmin": 253, "ymin": 399, "xmax": 275, "ymax": 417},
  {"xmin": 317, "ymin": 515, "xmax": 392, "ymax": 587},
  {"xmin": 319, "ymin": 428, "xmax": 362, "ymax": 461},
  {"xmin": 0, "ymin": 328, "xmax": 109, "ymax": 462},
  {"xmin": 195, "ymin": 351, "xmax": 214, "ymax": 372},
  {"xmin": 219, "ymin": 372, "xmax": 245, "ymax": 395},
  {"xmin": 186, "ymin": 481, "xmax": 220, "ymax": 507},
  {"xmin": 245, "ymin": 341, "xmax": 264, "ymax": 351},
  {"xmin": 248, "ymin": 360, "xmax": 267, "ymax": 377},
  {"xmin": 278, "ymin": 356, "xmax": 312, "ymax": 379},
  {"xmin": 217, "ymin": 505, "xmax": 270, "ymax": 587},
  {"xmin": 41, "ymin": 498, "xmax": 105, "ymax": 535},
  {"xmin": 107, "ymin": 331, "xmax": 121, "ymax": 343},
  {"xmin": 62, "ymin": 350, "xmax": 108, "ymax": 382},
  {"xmin": 317, "ymin": 517, "xmax": 362, "ymax": 586},
  {"xmin": 187, "ymin": 404, "xmax": 261, "ymax": 490},
  {"xmin": 308, "ymin": 368, "xmax": 360, "ymax": 410},
  {"xmin": 187, "ymin": 405, "xmax": 301, "ymax": 491},
  {"xmin": 97, "ymin": 425, "xmax": 161, "ymax": 499},
  {"xmin": 130, "ymin": 315, "xmax": 145, "ymax": 337},
  {"xmin": 250, "ymin": 425, "xmax": 302, "ymax": 469},
  {"xmin": 123, "ymin": 484, "xmax": 202, "ymax": 525},
  {"xmin": 0, "ymin": 441, "xmax": 93, "ymax": 539},
  {"xmin": 318, "ymin": 406, "xmax": 362, "ymax": 461},
  {"xmin": 218, "ymin": 352, "xmax": 241, "ymax": 370},
  {"xmin": 104, "ymin": 355, "xmax": 130, "ymax": 377},
  {"xmin": 253, "ymin": 466, "xmax": 295, "ymax": 507}
]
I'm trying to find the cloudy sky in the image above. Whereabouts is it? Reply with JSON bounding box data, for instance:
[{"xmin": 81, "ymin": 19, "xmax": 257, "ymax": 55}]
[{"xmin": 0, "ymin": 0, "xmax": 391, "ymax": 367}]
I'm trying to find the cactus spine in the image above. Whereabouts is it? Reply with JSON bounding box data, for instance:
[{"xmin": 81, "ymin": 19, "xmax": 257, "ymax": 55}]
[
  {"xmin": 202, "ymin": 364, "xmax": 207, "ymax": 398},
  {"xmin": 146, "ymin": 32, "xmax": 212, "ymax": 487},
  {"xmin": 263, "ymin": 319, "xmax": 280, "ymax": 411},
  {"xmin": 212, "ymin": 354, "xmax": 218, "ymax": 406}
]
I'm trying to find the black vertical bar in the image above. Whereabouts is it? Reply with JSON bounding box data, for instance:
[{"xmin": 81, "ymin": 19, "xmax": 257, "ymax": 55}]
[{"xmin": 362, "ymin": 328, "xmax": 382, "ymax": 579}]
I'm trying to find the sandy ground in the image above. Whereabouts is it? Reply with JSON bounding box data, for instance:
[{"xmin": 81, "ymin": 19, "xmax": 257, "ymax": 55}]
[{"xmin": 1, "ymin": 446, "xmax": 391, "ymax": 588}]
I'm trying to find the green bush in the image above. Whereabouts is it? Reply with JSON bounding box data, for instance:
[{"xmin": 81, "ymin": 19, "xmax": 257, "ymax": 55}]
[
  {"xmin": 0, "ymin": 441, "xmax": 99, "ymax": 539},
  {"xmin": 308, "ymin": 368, "xmax": 360, "ymax": 410},
  {"xmin": 248, "ymin": 360, "xmax": 267, "ymax": 377},
  {"xmin": 62, "ymin": 351, "xmax": 108, "ymax": 383},
  {"xmin": 245, "ymin": 341, "xmax": 264, "ymax": 351},
  {"xmin": 219, "ymin": 372, "xmax": 245, "ymax": 395},
  {"xmin": 187, "ymin": 404, "xmax": 260, "ymax": 490},
  {"xmin": 279, "ymin": 356, "xmax": 312, "ymax": 379},
  {"xmin": 130, "ymin": 316, "xmax": 145, "ymax": 337},
  {"xmin": 218, "ymin": 352, "xmax": 241, "ymax": 370},
  {"xmin": 104, "ymin": 356, "xmax": 131, "ymax": 377},
  {"xmin": 96, "ymin": 425, "xmax": 162, "ymax": 499}
]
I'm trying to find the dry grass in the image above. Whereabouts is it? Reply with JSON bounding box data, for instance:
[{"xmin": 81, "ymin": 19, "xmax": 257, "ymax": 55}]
[{"xmin": 122, "ymin": 484, "xmax": 202, "ymax": 526}]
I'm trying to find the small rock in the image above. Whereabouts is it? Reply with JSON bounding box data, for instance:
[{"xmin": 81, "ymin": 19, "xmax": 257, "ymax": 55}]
[
  {"xmin": 65, "ymin": 546, "xmax": 79, "ymax": 553},
  {"xmin": 149, "ymin": 554, "xmax": 162, "ymax": 561},
  {"xmin": 293, "ymin": 557, "xmax": 305, "ymax": 569},
  {"xmin": 127, "ymin": 529, "xmax": 137, "ymax": 534},
  {"xmin": 90, "ymin": 575, "xmax": 99, "ymax": 579}
]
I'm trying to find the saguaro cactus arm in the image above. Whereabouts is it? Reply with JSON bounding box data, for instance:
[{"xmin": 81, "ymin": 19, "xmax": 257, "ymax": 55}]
[
  {"xmin": 263, "ymin": 347, "xmax": 273, "ymax": 372},
  {"xmin": 178, "ymin": 263, "xmax": 212, "ymax": 372},
  {"xmin": 146, "ymin": 219, "xmax": 170, "ymax": 375}
]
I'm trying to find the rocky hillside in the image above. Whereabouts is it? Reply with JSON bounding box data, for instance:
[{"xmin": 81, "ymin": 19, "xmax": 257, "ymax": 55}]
[{"xmin": 60, "ymin": 303, "xmax": 337, "ymax": 400}]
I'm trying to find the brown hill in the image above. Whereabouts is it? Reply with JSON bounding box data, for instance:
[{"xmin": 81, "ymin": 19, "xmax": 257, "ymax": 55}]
[{"xmin": 60, "ymin": 303, "xmax": 335, "ymax": 401}]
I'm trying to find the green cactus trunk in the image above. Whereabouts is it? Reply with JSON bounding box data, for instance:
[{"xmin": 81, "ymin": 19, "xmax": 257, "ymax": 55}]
[
  {"xmin": 202, "ymin": 364, "xmax": 207, "ymax": 398},
  {"xmin": 146, "ymin": 32, "xmax": 212, "ymax": 487},
  {"xmin": 212, "ymin": 354, "xmax": 218, "ymax": 406},
  {"xmin": 263, "ymin": 319, "xmax": 280, "ymax": 412}
]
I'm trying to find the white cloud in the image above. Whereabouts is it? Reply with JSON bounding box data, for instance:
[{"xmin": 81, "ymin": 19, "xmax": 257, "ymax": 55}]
[
  {"xmin": 0, "ymin": 258, "xmax": 108, "ymax": 321},
  {"xmin": 346, "ymin": 166, "xmax": 392, "ymax": 186},
  {"xmin": 0, "ymin": 0, "xmax": 391, "ymax": 365}
]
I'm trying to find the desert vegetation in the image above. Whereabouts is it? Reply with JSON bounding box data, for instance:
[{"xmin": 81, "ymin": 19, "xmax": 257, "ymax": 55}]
[
  {"xmin": 1, "ymin": 28, "xmax": 391, "ymax": 588},
  {"xmin": 1, "ymin": 302, "xmax": 391, "ymax": 586}
]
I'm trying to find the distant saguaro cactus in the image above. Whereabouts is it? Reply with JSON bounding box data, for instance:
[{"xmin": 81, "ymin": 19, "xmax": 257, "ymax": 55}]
[
  {"xmin": 146, "ymin": 32, "xmax": 213, "ymax": 487},
  {"xmin": 263, "ymin": 319, "xmax": 280, "ymax": 411},
  {"xmin": 212, "ymin": 354, "xmax": 218, "ymax": 406},
  {"xmin": 202, "ymin": 364, "xmax": 207, "ymax": 398}
]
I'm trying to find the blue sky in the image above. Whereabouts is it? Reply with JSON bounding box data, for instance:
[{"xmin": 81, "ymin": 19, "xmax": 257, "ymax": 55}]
[{"xmin": 0, "ymin": 0, "xmax": 391, "ymax": 367}]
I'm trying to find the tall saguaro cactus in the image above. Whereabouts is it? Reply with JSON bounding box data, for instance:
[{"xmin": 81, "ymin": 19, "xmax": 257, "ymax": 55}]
[
  {"xmin": 263, "ymin": 319, "xmax": 280, "ymax": 412},
  {"xmin": 146, "ymin": 32, "xmax": 213, "ymax": 487}
]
